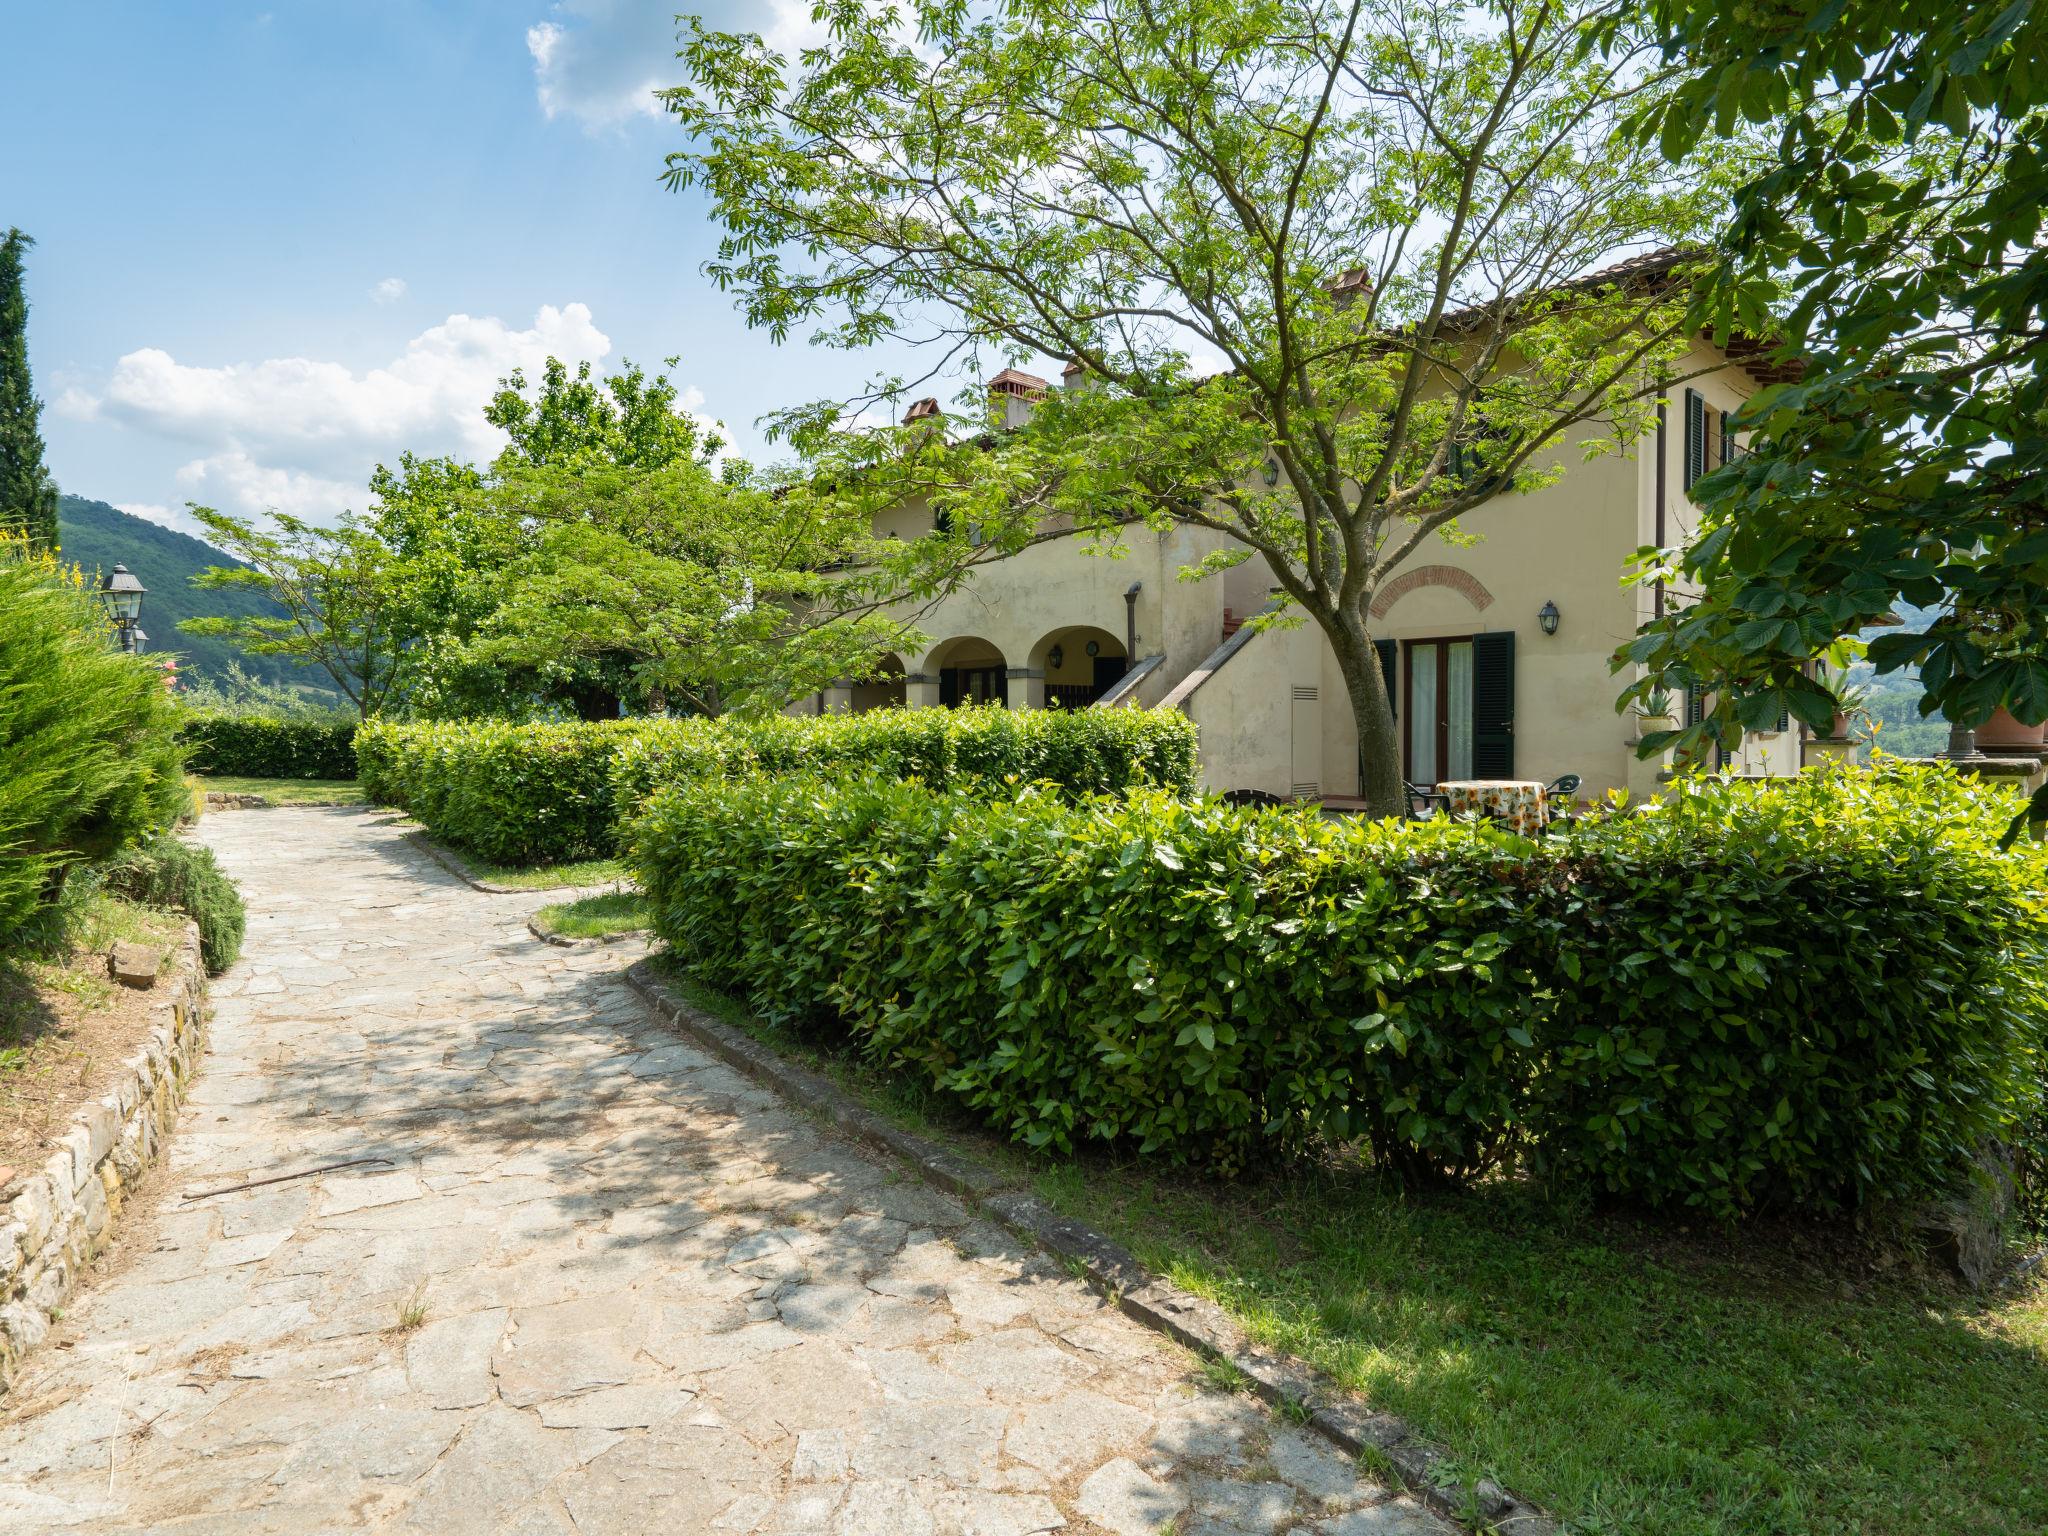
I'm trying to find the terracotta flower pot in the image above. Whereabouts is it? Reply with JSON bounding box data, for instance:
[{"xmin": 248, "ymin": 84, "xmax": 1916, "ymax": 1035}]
[
  {"xmin": 1977, "ymin": 707, "xmax": 2046, "ymax": 751},
  {"xmin": 1830, "ymin": 710, "xmax": 1851, "ymax": 742}
]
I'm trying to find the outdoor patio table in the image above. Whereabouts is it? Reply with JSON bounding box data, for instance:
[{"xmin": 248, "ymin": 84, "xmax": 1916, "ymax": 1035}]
[{"xmin": 1436, "ymin": 779, "xmax": 1550, "ymax": 835}]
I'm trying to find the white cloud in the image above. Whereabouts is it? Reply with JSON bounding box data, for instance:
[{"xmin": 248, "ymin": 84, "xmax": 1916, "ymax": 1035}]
[
  {"xmin": 527, "ymin": 0, "xmax": 822, "ymax": 130},
  {"xmin": 174, "ymin": 455, "xmax": 363, "ymax": 522},
  {"xmin": 371, "ymin": 276, "xmax": 408, "ymax": 304},
  {"xmin": 55, "ymin": 385, "xmax": 102, "ymax": 421},
  {"xmin": 527, "ymin": 0, "xmax": 676, "ymax": 129},
  {"xmin": 71, "ymin": 303, "xmax": 614, "ymax": 521}
]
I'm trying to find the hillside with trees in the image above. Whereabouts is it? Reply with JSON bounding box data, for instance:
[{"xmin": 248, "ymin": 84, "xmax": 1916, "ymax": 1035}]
[{"xmin": 56, "ymin": 496, "xmax": 334, "ymax": 697}]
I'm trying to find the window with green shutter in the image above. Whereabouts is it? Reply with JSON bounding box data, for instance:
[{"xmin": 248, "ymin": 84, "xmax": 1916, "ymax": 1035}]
[{"xmin": 1683, "ymin": 388, "xmax": 1708, "ymax": 490}]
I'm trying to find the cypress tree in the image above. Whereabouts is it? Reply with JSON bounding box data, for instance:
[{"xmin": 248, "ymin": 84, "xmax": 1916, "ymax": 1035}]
[{"xmin": 0, "ymin": 229, "xmax": 59, "ymax": 551}]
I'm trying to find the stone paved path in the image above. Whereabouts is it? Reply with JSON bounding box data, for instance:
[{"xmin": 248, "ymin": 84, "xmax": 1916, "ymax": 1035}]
[{"xmin": 0, "ymin": 808, "xmax": 1448, "ymax": 1536}]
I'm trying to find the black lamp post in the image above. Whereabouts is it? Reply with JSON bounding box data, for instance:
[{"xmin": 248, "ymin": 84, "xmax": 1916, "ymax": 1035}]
[{"xmin": 99, "ymin": 564, "xmax": 147, "ymax": 653}]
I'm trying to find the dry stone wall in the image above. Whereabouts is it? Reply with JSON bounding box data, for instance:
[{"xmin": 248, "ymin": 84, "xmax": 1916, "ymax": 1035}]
[{"xmin": 0, "ymin": 921, "xmax": 207, "ymax": 1393}]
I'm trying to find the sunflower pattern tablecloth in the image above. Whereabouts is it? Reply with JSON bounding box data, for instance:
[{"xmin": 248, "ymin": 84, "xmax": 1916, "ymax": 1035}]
[{"xmin": 1437, "ymin": 779, "xmax": 1550, "ymax": 835}]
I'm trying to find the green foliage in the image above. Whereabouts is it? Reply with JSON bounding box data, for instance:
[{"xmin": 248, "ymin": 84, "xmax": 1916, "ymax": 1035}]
[
  {"xmin": 634, "ymin": 761, "xmax": 2048, "ymax": 1217},
  {"xmin": 0, "ymin": 543, "xmax": 188, "ymax": 950},
  {"xmin": 0, "ymin": 229, "xmax": 58, "ymax": 551},
  {"xmin": 358, "ymin": 707, "xmax": 1200, "ymax": 866},
  {"xmin": 101, "ymin": 834, "xmax": 246, "ymax": 974},
  {"xmin": 485, "ymin": 356, "xmax": 724, "ymax": 473},
  {"xmin": 465, "ymin": 459, "xmax": 932, "ymax": 717},
  {"xmin": 179, "ymin": 714, "xmax": 358, "ymax": 779},
  {"xmin": 1618, "ymin": 0, "xmax": 2048, "ymax": 810},
  {"xmin": 180, "ymin": 507, "xmax": 407, "ymax": 718}
]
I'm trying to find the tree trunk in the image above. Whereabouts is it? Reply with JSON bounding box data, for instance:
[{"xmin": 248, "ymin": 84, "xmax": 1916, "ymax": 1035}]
[{"xmin": 1328, "ymin": 610, "xmax": 1405, "ymax": 820}]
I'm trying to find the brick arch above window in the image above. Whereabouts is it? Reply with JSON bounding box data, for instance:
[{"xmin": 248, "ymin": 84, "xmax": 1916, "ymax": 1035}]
[{"xmin": 1368, "ymin": 564, "xmax": 1495, "ymax": 621}]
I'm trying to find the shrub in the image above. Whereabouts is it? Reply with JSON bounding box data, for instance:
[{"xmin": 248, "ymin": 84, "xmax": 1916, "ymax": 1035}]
[
  {"xmin": 179, "ymin": 714, "xmax": 357, "ymax": 779},
  {"xmin": 632, "ymin": 761, "xmax": 2048, "ymax": 1218},
  {"xmin": 0, "ymin": 545, "xmax": 188, "ymax": 951},
  {"xmin": 357, "ymin": 718, "xmax": 638, "ymax": 865},
  {"xmin": 359, "ymin": 707, "xmax": 1200, "ymax": 866},
  {"xmin": 102, "ymin": 835, "xmax": 247, "ymax": 974}
]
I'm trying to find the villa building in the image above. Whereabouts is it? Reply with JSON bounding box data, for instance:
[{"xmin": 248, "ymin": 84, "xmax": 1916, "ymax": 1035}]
[{"xmin": 803, "ymin": 336, "xmax": 1803, "ymax": 803}]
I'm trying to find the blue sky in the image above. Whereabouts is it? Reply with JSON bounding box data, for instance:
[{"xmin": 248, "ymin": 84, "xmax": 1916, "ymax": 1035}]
[{"xmin": 2, "ymin": 0, "xmax": 959, "ymax": 538}]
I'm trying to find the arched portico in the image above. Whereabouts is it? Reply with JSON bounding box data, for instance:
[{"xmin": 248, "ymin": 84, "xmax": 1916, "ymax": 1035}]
[
  {"xmin": 920, "ymin": 635, "xmax": 1009, "ymax": 708},
  {"xmin": 1028, "ymin": 625, "xmax": 1129, "ymax": 708}
]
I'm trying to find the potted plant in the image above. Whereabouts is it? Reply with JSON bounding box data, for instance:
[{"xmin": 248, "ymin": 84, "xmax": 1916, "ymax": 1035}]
[
  {"xmin": 1820, "ymin": 662, "xmax": 1869, "ymax": 742},
  {"xmin": 1633, "ymin": 686, "xmax": 1676, "ymax": 737},
  {"xmin": 1956, "ymin": 609, "xmax": 2047, "ymax": 750}
]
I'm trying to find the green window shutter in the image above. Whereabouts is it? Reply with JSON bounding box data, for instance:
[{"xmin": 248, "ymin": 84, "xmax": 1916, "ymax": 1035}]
[
  {"xmin": 1375, "ymin": 638, "xmax": 1398, "ymax": 718},
  {"xmin": 1683, "ymin": 389, "xmax": 1707, "ymax": 489},
  {"xmin": 1471, "ymin": 631, "xmax": 1515, "ymax": 778}
]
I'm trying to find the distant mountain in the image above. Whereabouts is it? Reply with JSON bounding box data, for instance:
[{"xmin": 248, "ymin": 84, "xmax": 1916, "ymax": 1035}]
[{"xmin": 56, "ymin": 496, "xmax": 335, "ymax": 695}]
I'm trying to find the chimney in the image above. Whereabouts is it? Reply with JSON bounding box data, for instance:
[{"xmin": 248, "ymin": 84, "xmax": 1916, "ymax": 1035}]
[
  {"xmin": 1061, "ymin": 358, "xmax": 1086, "ymax": 387},
  {"xmin": 1330, "ymin": 267, "xmax": 1374, "ymax": 308},
  {"xmin": 987, "ymin": 367, "xmax": 1050, "ymax": 430},
  {"xmin": 902, "ymin": 397, "xmax": 941, "ymax": 426}
]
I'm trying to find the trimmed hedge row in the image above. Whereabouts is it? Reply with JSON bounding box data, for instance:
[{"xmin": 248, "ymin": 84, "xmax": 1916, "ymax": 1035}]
[
  {"xmin": 355, "ymin": 708, "xmax": 1200, "ymax": 866},
  {"xmin": 357, "ymin": 719, "xmax": 640, "ymax": 866},
  {"xmin": 180, "ymin": 714, "xmax": 358, "ymax": 780},
  {"xmin": 631, "ymin": 762, "xmax": 2048, "ymax": 1218}
]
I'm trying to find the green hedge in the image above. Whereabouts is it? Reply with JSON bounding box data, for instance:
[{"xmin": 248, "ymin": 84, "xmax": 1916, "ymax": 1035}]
[
  {"xmin": 356, "ymin": 708, "xmax": 1199, "ymax": 866},
  {"xmin": 180, "ymin": 714, "xmax": 358, "ymax": 779},
  {"xmin": 632, "ymin": 762, "xmax": 2048, "ymax": 1218},
  {"xmin": 1, "ymin": 550, "xmax": 188, "ymax": 950}
]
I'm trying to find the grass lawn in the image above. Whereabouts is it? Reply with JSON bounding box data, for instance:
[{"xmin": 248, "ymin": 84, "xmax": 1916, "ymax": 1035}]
[
  {"xmin": 458, "ymin": 854, "xmax": 632, "ymax": 891},
  {"xmin": 532, "ymin": 890, "xmax": 650, "ymax": 940},
  {"xmin": 654, "ymin": 958, "xmax": 2048, "ymax": 1536},
  {"xmin": 196, "ymin": 774, "xmax": 364, "ymax": 806}
]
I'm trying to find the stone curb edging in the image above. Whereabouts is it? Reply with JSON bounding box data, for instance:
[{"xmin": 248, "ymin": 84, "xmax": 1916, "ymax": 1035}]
[
  {"xmin": 203, "ymin": 792, "xmax": 273, "ymax": 810},
  {"xmin": 404, "ymin": 830, "xmax": 536, "ymax": 894},
  {"xmin": 0, "ymin": 922, "xmax": 209, "ymax": 1396},
  {"xmin": 624, "ymin": 958, "xmax": 1558, "ymax": 1536},
  {"xmin": 405, "ymin": 829, "xmax": 641, "ymax": 900},
  {"xmin": 524, "ymin": 913, "xmax": 645, "ymax": 950}
]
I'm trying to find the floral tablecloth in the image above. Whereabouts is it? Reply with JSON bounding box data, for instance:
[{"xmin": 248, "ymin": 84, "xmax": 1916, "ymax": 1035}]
[{"xmin": 1437, "ymin": 779, "xmax": 1550, "ymax": 835}]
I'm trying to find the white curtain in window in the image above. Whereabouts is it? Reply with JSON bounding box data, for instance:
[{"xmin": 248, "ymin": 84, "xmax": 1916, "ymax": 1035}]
[
  {"xmin": 1446, "ymin": 641, "xmax": 1474, "ymax": 780},
  {"xmin": 1408, "ymin": 644, "xmax": 1437, "ymax": 784}
]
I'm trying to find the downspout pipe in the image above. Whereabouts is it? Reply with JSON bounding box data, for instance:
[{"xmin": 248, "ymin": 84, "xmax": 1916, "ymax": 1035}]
[{"xmin": 1654, "ymin": 398, "xmax": 1667, "ymax": 621}]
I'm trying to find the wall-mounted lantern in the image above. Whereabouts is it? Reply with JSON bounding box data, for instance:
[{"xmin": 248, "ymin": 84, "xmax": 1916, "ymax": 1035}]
[
  {"xmin": 1047, "ymin": 644, "xmax": 1065, "ymax": 671},
  {"xmin": 1537, "ymin": 599, "xmax": 1561, "ymax": 637}
]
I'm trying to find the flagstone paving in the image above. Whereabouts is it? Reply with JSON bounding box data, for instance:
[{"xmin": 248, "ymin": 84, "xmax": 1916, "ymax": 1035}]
[{"xmin": 0, "ymin": 807, "xmax": 1450, "ymax": 1536}]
